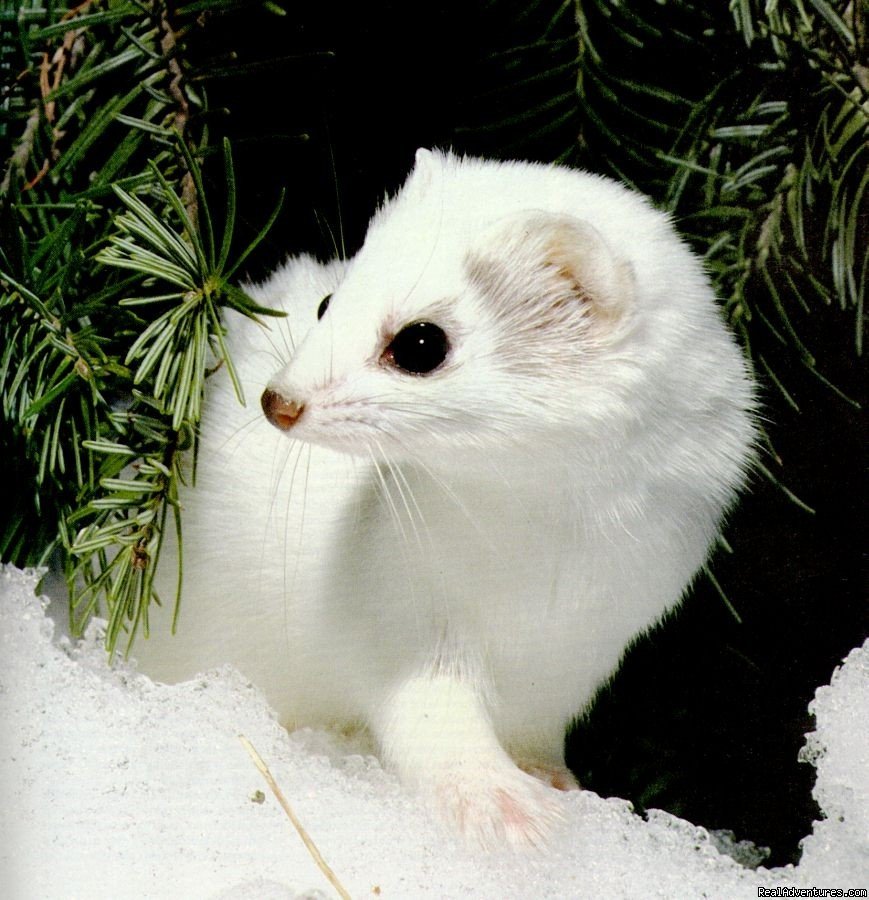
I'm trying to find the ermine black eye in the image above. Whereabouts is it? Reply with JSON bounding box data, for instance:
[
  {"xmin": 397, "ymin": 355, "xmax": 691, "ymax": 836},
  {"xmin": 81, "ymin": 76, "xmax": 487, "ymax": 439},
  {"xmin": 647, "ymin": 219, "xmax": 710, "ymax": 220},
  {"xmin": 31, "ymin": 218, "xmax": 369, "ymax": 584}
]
[
  {"xmin": 316, "ymin": 294, "xmax": 332, "ymax": 320},
  {"xmin": 384, "ymin": 322, "xmax": 450, "ymax": 375}
]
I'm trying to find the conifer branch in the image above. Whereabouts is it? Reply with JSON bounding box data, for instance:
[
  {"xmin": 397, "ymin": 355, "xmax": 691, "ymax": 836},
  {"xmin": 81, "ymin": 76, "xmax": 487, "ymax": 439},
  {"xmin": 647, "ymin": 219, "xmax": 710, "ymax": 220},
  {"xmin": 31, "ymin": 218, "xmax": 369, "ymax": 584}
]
[{"xmin": 1, "ymin": 1, "xmax": 285, "ymax": 653}]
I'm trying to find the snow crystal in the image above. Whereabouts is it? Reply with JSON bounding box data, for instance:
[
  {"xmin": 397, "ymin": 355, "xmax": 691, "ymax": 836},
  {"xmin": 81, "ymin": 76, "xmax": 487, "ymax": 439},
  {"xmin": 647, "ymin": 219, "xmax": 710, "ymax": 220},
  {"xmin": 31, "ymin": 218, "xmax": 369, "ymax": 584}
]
[{"xmin": 0, "ymin": 564, "xmax": 866, "ymax": 898}]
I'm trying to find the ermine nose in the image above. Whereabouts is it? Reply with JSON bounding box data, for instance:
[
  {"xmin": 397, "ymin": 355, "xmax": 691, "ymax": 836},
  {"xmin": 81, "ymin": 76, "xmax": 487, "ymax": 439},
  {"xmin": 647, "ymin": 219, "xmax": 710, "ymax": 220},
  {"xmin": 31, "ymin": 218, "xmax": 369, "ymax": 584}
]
[{"xmin": 261, "ymin": 388, "xmax": 304, "ymax": 431}]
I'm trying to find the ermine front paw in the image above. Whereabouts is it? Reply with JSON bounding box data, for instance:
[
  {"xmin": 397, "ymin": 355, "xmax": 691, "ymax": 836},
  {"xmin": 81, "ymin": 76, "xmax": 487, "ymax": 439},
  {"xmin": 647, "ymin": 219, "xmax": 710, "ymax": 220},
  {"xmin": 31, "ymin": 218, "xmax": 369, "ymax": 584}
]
[{"xmin": 431, "ymin": 761, "xmax": 565, "ymax": 849}]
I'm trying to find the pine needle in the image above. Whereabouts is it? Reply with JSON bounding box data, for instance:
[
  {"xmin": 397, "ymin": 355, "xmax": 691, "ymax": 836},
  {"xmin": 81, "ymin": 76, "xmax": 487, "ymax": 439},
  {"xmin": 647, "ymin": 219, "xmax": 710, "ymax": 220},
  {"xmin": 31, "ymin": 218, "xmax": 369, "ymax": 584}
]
[{"xmin": 238, "ymin": 735, "xmax": 352, "ymax": 900}]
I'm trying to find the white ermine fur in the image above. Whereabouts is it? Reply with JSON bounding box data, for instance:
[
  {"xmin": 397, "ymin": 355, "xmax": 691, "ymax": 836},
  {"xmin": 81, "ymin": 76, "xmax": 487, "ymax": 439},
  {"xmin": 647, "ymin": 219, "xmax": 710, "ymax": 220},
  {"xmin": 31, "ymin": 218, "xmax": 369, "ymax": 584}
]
[{"xmin": 136, "ymin": 150, "xmax": 757, "ymax": 848}]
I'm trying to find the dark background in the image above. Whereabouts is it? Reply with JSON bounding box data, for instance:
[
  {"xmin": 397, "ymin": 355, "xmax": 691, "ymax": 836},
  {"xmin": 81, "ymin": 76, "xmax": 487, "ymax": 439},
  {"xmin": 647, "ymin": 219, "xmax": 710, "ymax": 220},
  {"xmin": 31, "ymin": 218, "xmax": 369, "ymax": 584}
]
[{"xmin": 186, "ymin": 2, "xmax": 866, "ymax": 866}]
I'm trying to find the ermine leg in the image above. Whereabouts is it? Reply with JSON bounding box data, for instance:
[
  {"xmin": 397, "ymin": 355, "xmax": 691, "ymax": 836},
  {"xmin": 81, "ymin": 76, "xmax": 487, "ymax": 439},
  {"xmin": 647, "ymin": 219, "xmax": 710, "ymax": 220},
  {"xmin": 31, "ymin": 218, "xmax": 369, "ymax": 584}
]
[{"xmin": 373, "ymin": 674, "xmax": 564, "ymax": 848}]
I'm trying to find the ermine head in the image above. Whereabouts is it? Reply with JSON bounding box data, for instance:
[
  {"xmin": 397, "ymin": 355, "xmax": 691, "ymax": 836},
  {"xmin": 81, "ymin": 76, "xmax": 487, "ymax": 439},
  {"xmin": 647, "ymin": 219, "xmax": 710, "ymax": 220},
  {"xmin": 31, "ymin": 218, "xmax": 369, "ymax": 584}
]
[{"xmin": 261, "ymin": 150, "xmax": 684, "ymax": 468}]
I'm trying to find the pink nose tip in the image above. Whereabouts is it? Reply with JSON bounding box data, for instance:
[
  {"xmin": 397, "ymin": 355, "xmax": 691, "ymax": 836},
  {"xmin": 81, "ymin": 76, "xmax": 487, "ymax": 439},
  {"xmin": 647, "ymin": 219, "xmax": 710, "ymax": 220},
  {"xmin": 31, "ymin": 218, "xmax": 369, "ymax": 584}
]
[{"xmin": 261, "ymin": 388, "xmax": 304, "ymax": 431}]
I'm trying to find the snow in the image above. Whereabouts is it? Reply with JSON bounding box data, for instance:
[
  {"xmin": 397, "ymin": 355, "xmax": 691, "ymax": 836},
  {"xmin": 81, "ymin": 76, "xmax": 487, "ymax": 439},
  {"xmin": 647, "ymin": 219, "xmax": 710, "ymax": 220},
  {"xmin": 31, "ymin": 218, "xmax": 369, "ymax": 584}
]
[{"xmin": 0, "ymin": 564, "xmax": 866, "ymax": 898}]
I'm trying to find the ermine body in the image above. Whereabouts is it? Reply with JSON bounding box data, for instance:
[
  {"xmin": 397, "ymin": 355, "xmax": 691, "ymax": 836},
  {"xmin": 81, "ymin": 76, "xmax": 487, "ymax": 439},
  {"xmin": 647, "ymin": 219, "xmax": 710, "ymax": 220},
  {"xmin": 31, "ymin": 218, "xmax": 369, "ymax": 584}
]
[{"xmin": 137, "ymin": 150, "xmax": 756, "ymax": 846}]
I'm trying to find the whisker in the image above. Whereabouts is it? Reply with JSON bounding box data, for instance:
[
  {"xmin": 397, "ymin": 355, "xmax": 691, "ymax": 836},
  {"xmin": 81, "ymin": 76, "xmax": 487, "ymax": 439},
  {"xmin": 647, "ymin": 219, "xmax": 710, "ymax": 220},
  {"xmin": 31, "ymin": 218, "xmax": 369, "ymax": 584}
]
[
  {"xmin": 368, "ymin": 442, "xmax": 408, "ymax": 547},
  {"xmin": 265, "ymin": 440, "xmax": 295, "ymax": 529},
  {"xmin": 255, "ymin": 430, "xmax": 297, "ymax": 616},
  {"xmin": 390, "ymin": 458, "xmax": 432, "ymax": 552},
  {"xmin": 213, "ymin": 409, "xmax": 266, "ymax": 456},
  {"xmin": 315, "ymin": 208, "xmax": 343, "ymax": 264},
  {"xmin": 408, "ymin": 455, "xmax": 499, "ymax": 555},
  {"xmin": 361, "ymin": 419, "xmax": 504, "ymax": 560},
  {"xmin": 367, "ymin": 440, "xmax": 426, "ymax": 638},
  {"xmin": 259, "ymin": 317, "xmax": 295, "ymax": 368},
  {"xmin": 256, "ymin": 435, "xmax": 307, "ymax": 660},
  {"xmin": 281, "ymin": 441, "xmax": 314, "ymax": 651},
  {"xmin": 327, "ymin": 133, "xmax": 346, "ymax": 262},
  {"xmin": 382, "ymin": 448, "xmax": 425, "ymax": 553}
]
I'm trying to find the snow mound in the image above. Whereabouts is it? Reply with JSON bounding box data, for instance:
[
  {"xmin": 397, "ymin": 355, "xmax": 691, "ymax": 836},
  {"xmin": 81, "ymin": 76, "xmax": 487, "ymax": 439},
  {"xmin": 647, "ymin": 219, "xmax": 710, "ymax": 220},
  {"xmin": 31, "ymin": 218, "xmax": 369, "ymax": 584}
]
[
  {"xmin": 796, "ymin": 639, "xmax": 869, "ymax": 882},
  {"xmin": 0, "ymin": 564, "xmax": 866, "ymax": 898}
]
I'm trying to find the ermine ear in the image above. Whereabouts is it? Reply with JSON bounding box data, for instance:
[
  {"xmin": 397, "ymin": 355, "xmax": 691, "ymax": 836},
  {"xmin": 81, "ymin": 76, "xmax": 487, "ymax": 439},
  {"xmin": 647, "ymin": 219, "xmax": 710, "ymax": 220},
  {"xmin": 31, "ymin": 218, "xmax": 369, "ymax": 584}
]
[
  {"xmin": 522, "ymin": 212, "xmax": 634, "ymax": 315},
  {"xmin": 407, "ymin": 147, "xmax": 441, "ymax": 193},
  {"xmin": 414, "ymin": 147, "xmax": 436, "ymax": 169},
  {"xmin": 469, "ymin": 212, "xmax": 635, "ymax": 322}
]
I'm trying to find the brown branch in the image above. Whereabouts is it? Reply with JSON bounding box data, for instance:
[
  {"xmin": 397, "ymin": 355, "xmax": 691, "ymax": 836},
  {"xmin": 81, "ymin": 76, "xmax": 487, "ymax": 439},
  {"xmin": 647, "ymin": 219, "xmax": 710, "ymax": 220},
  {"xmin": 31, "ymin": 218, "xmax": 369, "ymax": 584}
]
[
  {"xmin": 156, "ymin": 1, "xmax": 198, "ymax": 231},
  {"xmin": 24, "ymin": 20, "xmax": 87, "ymax": 190},
  {"xmin": 157, "ymin": 3, "xmax": 190, "ymax": 135}
]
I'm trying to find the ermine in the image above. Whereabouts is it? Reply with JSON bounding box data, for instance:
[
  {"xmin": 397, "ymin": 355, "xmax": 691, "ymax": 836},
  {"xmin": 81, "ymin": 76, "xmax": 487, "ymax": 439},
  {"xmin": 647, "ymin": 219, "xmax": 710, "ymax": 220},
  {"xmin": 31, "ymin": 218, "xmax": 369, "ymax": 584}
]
[{"xmin": 136, "ymin": 149, "xmax": 757, "ymax": 848}]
